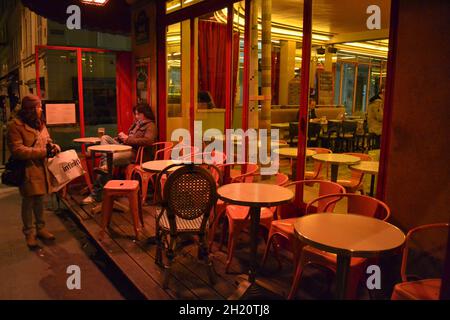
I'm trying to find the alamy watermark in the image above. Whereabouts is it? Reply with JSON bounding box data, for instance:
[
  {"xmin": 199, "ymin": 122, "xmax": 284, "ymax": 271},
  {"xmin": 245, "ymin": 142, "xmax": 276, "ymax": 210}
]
[
  {"xmin": 366, "ymin": 265, "xmax": 381, "ymax": 290},
  {"xmin": 66, "ymin": 265, "xmax": 81, "ymax": 290}
]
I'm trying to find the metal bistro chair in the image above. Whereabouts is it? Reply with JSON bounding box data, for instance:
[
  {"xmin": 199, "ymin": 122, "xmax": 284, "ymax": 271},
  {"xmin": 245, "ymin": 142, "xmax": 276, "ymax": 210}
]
[
  {"xmin": 288, "ymin": 193, "xmax": 391, "ymax": 299},
  {"xmin": 320, "ymin": 120, "xmax": 341, "ymax": 152},
  {"xmin": 128, "ymin": 142, "xmax": 174, "ymax": 203},
  {"xmin": 307, "ymin": 122, "xmax": 322, "ymax": 147},
  {"xmin": 209, "ymin": 162, "xmax": 259, "ymax": 251},
  {"xmin": 154, "ymin": 163, "xmax": 219, "ymax": 288},
  {"xmin": 261, "ymin": 180, "xmax": 345, "ymax": 273},
  {"xmin": 288, "ymin": 122, "xmax": 299, "ymax": 146},
  {"xmin": 339, "ymin": 120, "xmax": 358, "ymax": 152},
  {"xmin": 391, "ymin": 223, "xmax": 450, "ymax": 300}
]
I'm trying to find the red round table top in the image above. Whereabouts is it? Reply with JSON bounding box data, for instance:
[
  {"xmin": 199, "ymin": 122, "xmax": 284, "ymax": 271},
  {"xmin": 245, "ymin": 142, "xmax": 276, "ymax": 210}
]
[
  {"xmin": 73, "ymin": 137, "xmax": 101, "ymax": 144},
  {"xmin": 217, "ymin": 183, "xmax": 294, "ymax": 207},
  {"xmin": 294, "ymin": 213, "xmax": 405, "ymax": 258},
  {"xmin": 87, "ymin": 144, "xmax": 132, "ymax": 153}
]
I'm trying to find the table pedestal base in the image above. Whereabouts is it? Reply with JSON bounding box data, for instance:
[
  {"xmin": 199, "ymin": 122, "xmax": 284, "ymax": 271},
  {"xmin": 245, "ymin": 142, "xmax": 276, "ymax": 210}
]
[
  {"xmin": 369, "ymin": 174, "xmax": 376, "ymax": 197},
  {"xmin": 228, "ymin": 277, "xmax": 285, "ymax": 300}
]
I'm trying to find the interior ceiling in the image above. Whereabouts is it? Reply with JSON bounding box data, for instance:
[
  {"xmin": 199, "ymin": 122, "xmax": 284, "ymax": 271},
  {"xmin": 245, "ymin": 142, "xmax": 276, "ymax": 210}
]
[{"xmin": 271, "ymin": 0, "xmax": 390, "ymax": 35}]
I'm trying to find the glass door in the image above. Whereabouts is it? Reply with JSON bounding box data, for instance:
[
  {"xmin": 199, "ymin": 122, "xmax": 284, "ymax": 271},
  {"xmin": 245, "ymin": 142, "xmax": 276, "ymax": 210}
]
[{"xmin": 166, "ymin": 22, "xmax": 188, "ymax": 142}]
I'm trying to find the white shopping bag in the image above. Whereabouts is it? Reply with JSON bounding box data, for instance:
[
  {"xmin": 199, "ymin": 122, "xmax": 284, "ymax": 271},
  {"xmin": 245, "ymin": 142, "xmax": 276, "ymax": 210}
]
[{"xmin": 47, "ymin": 149, "xmax": 85, "ymax": 192}]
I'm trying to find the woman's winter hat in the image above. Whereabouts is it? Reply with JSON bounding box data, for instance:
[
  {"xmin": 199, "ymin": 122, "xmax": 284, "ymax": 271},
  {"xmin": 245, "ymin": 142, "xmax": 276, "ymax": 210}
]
[{"xmin": 21, "ymin": 95, "xmax": 42, "ymax": 109}]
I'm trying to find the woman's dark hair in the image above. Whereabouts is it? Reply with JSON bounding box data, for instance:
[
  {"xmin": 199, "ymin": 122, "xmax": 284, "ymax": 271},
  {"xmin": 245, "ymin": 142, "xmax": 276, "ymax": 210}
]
[
  {"xmin": 133, "ymin": 103, "xmax": 155, "ymax": 121},
  {"xmin": 369, "ymin": 94, "xmax": 381, "ymax": 103},
  {"xmin": 18, "ymin": 106, "xmax": 45, "ymax": 130},
  {"xmin": 369, "ymin": 87, "xmax": 385, "ymax": 103}
]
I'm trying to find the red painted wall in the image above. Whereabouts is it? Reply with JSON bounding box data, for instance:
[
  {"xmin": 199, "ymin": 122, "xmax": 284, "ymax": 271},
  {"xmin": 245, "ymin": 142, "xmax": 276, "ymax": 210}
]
[{"xmin": 384, "ymin": 0, "xmax": 450, "ymax": 238}]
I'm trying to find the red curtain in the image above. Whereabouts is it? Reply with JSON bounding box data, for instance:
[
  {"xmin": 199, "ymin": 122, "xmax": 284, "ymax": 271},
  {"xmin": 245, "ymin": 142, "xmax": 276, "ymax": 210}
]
[
  {"xmin": 272, "ymin": 51, "xmax": 280, "ymax": 105},
  {"xmin": 198, "ymin": 20, "xmax": 239, "ymax": 109},
  {"xmin": 116, "ymin": 51, "xmax": 134, "ymax": 133}
]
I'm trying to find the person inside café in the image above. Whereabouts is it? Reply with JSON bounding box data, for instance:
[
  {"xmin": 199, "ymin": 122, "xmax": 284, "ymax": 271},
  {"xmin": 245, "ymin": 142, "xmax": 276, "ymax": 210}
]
[
  {"xmin": 82, "ymin": 103, "xmax": 157, "ymax": 204},
  {"xmin": 367, "ymin": 87, "xmax": 385, "ymax": 148}
]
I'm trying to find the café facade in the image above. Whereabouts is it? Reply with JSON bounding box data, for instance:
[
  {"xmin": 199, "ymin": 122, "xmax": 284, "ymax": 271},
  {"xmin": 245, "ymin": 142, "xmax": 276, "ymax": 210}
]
[{"xmin": 18, "ymin": 0, "xmax": 450, "ymax": 299}]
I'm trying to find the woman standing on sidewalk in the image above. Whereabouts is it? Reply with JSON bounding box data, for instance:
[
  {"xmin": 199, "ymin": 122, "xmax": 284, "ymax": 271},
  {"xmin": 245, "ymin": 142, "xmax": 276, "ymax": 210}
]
[{"xmin": 7, "ymin": 95, "xmax": 60, "ymax": 248}]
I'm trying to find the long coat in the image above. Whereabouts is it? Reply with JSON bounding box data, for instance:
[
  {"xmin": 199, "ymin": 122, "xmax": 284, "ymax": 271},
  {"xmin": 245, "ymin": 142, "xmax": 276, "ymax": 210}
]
[
  {"xmin": 125, "ymin": 119, "xmax": 157, "ymax": 162},
  {"xmin": 7, "ymin": 118, "xmax": 51, "ymax": 197},
  {"xmin": 367, "ymin": 98, "xmax": 384, "ymax": 135}
]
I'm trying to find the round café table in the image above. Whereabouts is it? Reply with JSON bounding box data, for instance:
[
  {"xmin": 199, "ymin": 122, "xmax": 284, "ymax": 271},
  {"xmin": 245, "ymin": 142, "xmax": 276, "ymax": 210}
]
[
  {"xmin": 87, "ymin": 144, "xmax": 132, "ymax": 177},
  {"xmin": 294, "ymin": 213, "xmax": 405, "ymax": 300},
  {"xmin": 312, "ymin": 153, "xmax": 360, "ymax": 182},
  {"xmin": 274, "ymin": 147, "xmax": 317, "ymax": 158},
  {"xmin": 350, "ymin": 161, "xmax": 379, "ymax": 196},
  {"xmin": 141, "ymin": 159, "xmax": 183, "ymax": 173},
  {"xmin": 73, "ymin": 137, "xmax": 101, "ymax": 145},
  {"xmin": 274, "ymin": 147, "xmax": 317, "ymax": 179},
  {"xmin": 217, "ymin": 183, "xmax": 294, "ymax": 298}
]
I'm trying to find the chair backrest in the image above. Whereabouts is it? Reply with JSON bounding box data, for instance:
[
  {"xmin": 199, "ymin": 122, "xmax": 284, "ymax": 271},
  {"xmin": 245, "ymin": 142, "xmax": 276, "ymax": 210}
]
[
  {"xmin": 137, "ymin": 142, "xmax": 174, "ymax": 164},
  {"xmin": 153, "ymin": 142, "xmax": 174, "ymax": 160},
  {"xmin": 181, "ymin": 151, "xmax": 227, "ymax": 165},
  {"xmin": 156, "ymin": 163, "xmax": 218, "ymax": 235},
  {"xmin": 400, "ymin": 223, "xmax": 450, "ymax": 282},
  {"xmin": 278, "ymin": 179, "xmax": 345, "ymax": 219},
  {"xmin": 275, "ymin": 172, "xmax": 289, "ymax": 187},
  {"xmin": 341, "ymin": 120, "xmax": 358, "ymax": 135},
  {"xmin": 308, "ymin": 147, "xmax": 332, "ymax": 178},
  {"xmin": 231, "ymin": 163, "xmax": 259, "ymax": 183},
  {"xmin": 217, "ymin": 163, "xmax": 259, "ymax": 184},
  {"xmin": 344, "ymin": 152, "xmax": 372, "ymax": 183},
  {"xmin": 326, "ymin": 120, "xmax": 342, "ymax": 135},
  {"xmin": 305, "ymin": 193, "xmax": 391, "ymax": 221},
  {"xmin": 171, "ymin": 143, "xmax": 201, "ymax": 160},
  {"xmin": 308, "ymin": 122, "xmax": 322, "ymax": 139},
  {"xmin": 345, "ymin": 152, "xmax": 372, "ymax": 161},
  {"xmin": 155, "ymin": 146, "xmax": 173, "ymax": 161},
  {"xmin": 289, "ymin": 122, "xmax": 299, "ymax": 144}
]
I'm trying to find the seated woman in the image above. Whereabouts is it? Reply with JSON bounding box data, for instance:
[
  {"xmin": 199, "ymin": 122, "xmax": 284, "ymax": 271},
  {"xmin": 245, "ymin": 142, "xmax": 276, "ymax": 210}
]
[{"xmin": 82, "ymin": 103, "xmax": 157, "ymax": 204}]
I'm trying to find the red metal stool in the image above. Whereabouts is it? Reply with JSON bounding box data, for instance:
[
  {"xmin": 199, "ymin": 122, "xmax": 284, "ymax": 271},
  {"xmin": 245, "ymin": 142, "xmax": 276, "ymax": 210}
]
[{"xmin": 101, "ymin": 180, "xmax": 143, "ymax": 239}]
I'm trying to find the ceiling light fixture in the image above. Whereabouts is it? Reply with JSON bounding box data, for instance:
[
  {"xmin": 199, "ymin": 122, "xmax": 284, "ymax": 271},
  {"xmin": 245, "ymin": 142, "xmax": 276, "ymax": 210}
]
[
  {"xmin": 316, "ymin": 46, "xmax": 325, "ymax": 55},
  {"xmin": 81, "ymin": 0, "xmax": 109, "ymax": 6}
]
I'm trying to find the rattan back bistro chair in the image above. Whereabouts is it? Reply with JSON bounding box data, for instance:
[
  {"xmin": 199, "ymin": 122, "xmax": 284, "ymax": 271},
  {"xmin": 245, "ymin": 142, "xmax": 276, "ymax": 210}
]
[{"xmin": 154, "ymin": 163, "xmax": 219, "ymax": 288}]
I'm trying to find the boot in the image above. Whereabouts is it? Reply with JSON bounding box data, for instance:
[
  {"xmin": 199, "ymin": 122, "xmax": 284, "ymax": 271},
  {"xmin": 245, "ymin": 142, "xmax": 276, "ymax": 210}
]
[
  {"xmin": 36, "ymin": 228, "xmax": 56, "ymax": 241},
  {"xmin": 25, "ymin": 233, "xmax": 38, "ymax": 248}
]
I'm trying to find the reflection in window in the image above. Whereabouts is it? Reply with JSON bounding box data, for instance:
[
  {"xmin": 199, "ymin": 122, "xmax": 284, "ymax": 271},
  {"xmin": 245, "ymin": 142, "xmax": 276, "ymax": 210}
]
[
  {"xmin": 167, "ymin": 23, "xmax": 181, "ymax": 117},
  {"xmin": 342, "ymin": 63, "xmax": 355, "ymax": 115},
  {"xmin": 166, "ymin": 0, "xmax": 204, "ymax": 13},
  {"xmin": 355, "ymin": 64, "xmax": 369, "ymax": 112},
  {"xmin": 82, "ymin": 52, "xmax": 117, "ymax": 139}
]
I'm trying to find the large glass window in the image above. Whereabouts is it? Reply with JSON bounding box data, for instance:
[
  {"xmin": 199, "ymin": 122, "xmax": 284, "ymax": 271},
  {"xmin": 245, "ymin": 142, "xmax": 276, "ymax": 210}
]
[
  {"xmin": 82, "ymin": 52, "xmax": 117, "ymax": 140},
  {"xmin": 42, "ymin": 49, "xmax": 80, "ymax": 152},
  {"xmin": 334, "ymin": 62, "xmax": 341, "ymax": 105},
  {"xmin": 355, "ymin": 64, "xmax": 369, "ymax": 113},
  {"xmin": 341, "ymin": 63, "xmax": 355, "ymax": 115},
  {"xmin": 166, "ymin": 0, "xmax": 204, "ymax": 13},
  {"xmin": 166, "ymin": 22, "xmax": 185, "ymax": 140}
]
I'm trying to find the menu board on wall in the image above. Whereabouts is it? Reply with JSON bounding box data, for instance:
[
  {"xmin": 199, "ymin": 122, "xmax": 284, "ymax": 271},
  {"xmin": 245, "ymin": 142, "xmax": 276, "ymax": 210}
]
[
  {"xmin": 45, "ymin": 103, "xmax": 76, "ymax": 125},
  {"xmin": 318, "ymin": 71, "xmax": 334, "ymax": 105}
]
